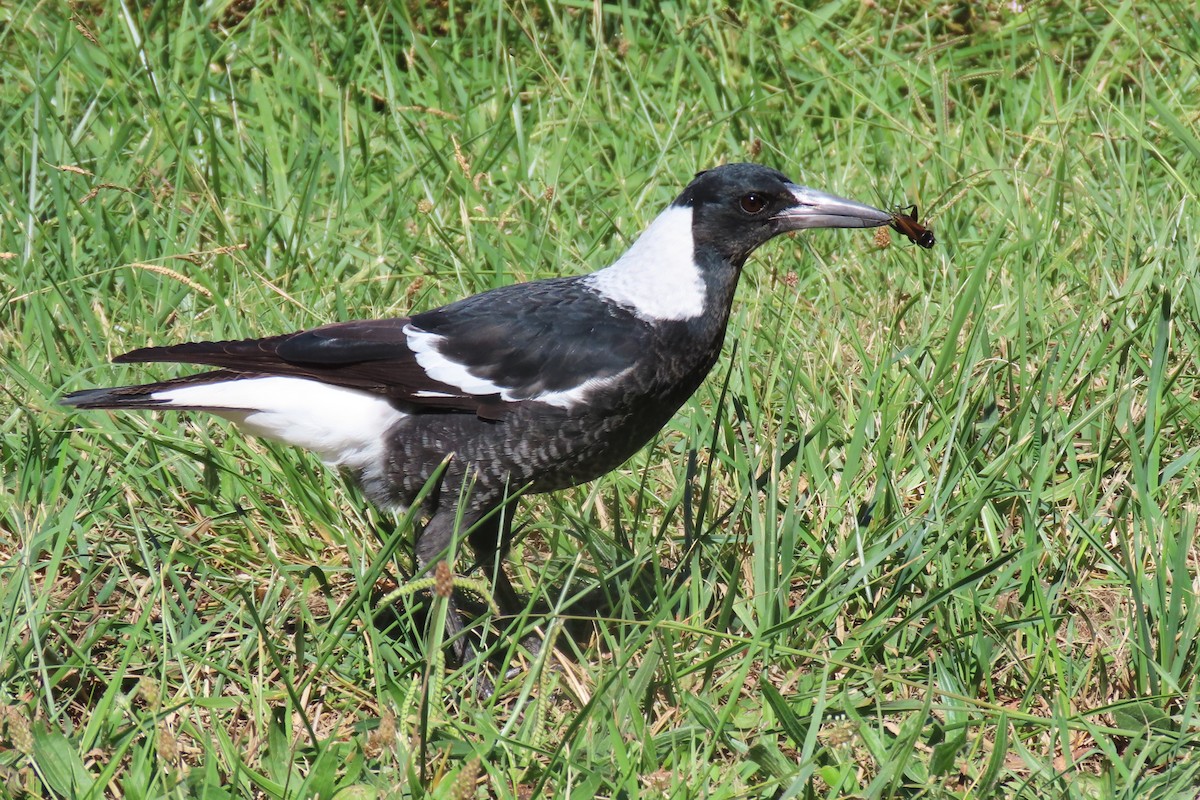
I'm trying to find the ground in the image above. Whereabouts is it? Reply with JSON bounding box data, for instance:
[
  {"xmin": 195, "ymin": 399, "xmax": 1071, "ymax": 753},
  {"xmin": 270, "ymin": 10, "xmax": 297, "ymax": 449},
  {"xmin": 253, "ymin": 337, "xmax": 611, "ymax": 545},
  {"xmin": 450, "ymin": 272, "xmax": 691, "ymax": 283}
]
[{"xmin": 2, "ymin": 2, "xmax": 1199, "ymax": 798}]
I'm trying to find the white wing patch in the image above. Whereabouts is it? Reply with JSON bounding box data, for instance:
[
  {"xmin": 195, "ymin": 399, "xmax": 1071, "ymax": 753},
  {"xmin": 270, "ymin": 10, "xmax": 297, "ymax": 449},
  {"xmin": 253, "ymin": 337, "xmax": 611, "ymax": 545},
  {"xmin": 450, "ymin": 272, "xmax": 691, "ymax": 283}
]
[
  {"xmin": 405, "ymin": 324, "xmax": 508, "ymax": 398},
  {"xmin": 404, "ymin": 324, "xmax": 628, "ymax": 410},
  {"xmin": 584, "ymin": 204, "xmax": 705, "ymax": 321},
  {"xmin": 151, "ymin": 376, "xmax": 406, "ymax": 473},
  {"xmin": 531, "ymin": 368, "xmax": 634, "ymax": 408}
]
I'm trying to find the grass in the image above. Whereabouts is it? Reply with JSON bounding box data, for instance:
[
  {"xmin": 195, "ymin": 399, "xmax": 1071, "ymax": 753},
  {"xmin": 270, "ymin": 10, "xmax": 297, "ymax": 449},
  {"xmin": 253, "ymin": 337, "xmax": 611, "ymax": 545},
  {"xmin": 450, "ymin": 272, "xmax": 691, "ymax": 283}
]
[{"xmin": 2, "ymin": 0, "xmax": 1199, "ymax": 797}]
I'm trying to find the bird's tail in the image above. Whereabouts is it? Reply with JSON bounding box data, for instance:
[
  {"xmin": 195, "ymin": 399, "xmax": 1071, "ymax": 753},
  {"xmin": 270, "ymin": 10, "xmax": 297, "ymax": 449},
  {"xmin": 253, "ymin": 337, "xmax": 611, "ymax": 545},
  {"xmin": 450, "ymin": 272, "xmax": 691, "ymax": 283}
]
[
  {"xmin": 60, "ymin": 371, "xmax": 248, "ymax": 411},
  {"xmin": 61, "ymin": 372, "xmax": 410, "ymax": 470}
]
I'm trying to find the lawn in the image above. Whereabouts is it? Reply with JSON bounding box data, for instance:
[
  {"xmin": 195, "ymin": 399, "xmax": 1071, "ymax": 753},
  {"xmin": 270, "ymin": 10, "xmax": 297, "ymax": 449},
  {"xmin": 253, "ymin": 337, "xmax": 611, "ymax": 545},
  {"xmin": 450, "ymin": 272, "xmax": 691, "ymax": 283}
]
[{"xmin": 2, "ymin": 1, "xmax": 1199, "ymax": 797}]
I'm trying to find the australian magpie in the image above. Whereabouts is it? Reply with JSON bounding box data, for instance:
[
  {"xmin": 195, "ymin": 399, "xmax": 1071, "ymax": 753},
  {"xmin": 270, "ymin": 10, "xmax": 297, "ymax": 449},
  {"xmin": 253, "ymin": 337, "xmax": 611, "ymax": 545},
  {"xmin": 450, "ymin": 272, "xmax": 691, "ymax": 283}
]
[{"xmin": 63, "ymin": 163, "xmax": 890, "ymax": 684}]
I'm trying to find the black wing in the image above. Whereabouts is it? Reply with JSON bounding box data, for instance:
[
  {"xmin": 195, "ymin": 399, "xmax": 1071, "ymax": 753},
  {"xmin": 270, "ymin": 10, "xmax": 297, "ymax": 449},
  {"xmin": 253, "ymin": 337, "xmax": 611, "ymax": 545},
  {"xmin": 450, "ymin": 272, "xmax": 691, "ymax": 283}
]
[
  {"xmin": 410, "ymin": 277, "xmax": 647, "ymax": 399},
  {"xmin": 112, "ymin": 276, "xmax": 649, "ymax": 416}
]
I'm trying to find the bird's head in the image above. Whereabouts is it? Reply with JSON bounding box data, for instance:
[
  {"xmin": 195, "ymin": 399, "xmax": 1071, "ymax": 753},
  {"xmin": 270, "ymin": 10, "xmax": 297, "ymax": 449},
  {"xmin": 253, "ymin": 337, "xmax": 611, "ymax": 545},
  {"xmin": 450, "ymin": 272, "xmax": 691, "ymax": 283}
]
[
  {"xmin": 677, "ymin": 163, "xmax": 890, "ymax": 267},
  {"xmin": 586, "ymin": 163, "xmax": 891, "ymax": 323}
]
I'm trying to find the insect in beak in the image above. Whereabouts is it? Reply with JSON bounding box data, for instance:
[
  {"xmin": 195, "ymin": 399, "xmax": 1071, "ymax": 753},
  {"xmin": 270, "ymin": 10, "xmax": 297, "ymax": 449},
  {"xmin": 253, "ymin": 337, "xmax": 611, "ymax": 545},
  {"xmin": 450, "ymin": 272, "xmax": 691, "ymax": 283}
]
[{"xmin": 889, "ymin": 204, "xmax": 936, "ymax": 248}]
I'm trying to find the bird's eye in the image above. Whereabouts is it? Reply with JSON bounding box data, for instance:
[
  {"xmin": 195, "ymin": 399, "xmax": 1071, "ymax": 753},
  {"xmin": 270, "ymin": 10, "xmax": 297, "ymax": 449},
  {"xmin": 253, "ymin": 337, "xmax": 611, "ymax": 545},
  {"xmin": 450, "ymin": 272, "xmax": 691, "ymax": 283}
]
[{"xmin": 739, "ymin": 193, "xmax": 767, "ymax": 214}]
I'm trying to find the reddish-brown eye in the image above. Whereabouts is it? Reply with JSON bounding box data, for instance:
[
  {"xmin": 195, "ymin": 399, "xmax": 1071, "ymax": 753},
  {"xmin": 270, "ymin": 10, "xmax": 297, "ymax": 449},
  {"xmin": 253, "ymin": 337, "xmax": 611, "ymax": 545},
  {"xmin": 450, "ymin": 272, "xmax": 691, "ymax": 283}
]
[{"xmin": 739, "ymin": 193, "xmax": 767, "ymax": 214}]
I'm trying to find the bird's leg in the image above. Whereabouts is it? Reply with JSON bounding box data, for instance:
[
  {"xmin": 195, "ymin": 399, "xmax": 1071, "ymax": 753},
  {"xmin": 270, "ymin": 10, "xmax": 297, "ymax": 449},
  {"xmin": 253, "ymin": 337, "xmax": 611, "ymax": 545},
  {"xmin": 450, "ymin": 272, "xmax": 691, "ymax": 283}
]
[
  {"xmin": 469, "ymin": 508, "xmax": 546, "ymax": 669},
  {"xmin": 492, "ymin": 565, "xmax": 546, "ymax": 676},
  {"xmin": 414, "ymin": 508, "xmax": 477, "ymax": 669}
]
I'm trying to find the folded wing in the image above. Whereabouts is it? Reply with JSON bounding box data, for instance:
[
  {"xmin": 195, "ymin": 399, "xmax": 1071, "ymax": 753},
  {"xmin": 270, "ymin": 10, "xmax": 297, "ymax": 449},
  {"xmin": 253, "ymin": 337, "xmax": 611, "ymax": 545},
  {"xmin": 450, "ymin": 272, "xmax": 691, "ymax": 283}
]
[{"xmin": 86, "ymin": 277, "xmax": 647, "ymax": 418}]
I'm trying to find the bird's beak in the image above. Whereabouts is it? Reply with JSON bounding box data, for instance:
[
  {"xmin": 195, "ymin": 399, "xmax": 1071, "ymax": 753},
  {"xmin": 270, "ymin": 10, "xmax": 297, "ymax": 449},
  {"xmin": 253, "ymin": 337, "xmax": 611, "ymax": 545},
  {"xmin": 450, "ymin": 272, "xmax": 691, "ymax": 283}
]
[{"xmin": 775, "ymin": 183, "xmax": 891, "ymax": 230}]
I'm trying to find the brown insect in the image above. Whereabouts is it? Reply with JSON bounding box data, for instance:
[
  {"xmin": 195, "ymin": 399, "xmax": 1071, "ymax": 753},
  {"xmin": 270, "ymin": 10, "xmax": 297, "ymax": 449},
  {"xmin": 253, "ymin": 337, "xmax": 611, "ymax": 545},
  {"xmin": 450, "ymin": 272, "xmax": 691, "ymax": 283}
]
[{"xmin": 889, "ymin": 204, "xmax": 935, "ymax": 248}]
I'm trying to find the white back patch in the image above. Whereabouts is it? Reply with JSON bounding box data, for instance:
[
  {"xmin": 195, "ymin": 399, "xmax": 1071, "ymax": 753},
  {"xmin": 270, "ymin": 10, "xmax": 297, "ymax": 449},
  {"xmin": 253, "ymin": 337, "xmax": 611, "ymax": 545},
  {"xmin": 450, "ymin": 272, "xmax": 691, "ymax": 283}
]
[
  {"xmin": 585, "ymin": 205, "xmax": 704, "ymax": 321},
  {"xmin": 151, "ymin": 376, "xmax": 406, "ymax": 473}
]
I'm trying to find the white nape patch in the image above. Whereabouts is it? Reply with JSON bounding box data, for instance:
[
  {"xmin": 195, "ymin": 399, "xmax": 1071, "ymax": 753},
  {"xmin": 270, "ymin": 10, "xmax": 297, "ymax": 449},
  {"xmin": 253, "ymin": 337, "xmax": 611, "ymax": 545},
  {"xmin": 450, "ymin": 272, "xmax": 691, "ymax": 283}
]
[
  {"xmin": 406, "ymin": 324, "xmax": 629, "ymax": 410},
  {"xmin": 584, "ymin": 204, "xmax": 704, "ymax": 321},
  {"xmin": 151, "ymin": 376, "xmax": 406, "ymax": 473}
]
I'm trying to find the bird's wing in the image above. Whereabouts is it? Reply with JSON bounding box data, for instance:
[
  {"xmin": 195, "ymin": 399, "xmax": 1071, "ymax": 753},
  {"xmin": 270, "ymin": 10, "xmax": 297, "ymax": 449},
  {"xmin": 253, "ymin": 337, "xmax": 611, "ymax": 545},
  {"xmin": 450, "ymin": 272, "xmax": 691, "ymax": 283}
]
[{"xmin": 114, "ymin": 278, "xmax": 648, "ymax": 417}]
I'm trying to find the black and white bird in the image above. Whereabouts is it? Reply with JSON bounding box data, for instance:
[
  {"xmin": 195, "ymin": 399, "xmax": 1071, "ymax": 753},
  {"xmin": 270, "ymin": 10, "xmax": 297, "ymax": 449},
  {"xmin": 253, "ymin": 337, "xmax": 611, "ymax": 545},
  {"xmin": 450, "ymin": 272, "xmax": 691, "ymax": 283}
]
[{"xmin": 63, "ymin": 163, "xmax": 890, "ymax": 677}]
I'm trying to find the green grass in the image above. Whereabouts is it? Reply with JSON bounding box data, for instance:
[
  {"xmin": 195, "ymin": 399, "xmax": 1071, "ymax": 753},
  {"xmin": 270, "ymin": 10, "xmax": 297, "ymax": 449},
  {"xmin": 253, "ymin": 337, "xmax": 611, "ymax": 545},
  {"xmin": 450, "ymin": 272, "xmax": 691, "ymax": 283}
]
[{"xmin": 3, "ymin": 1, "xmax": 1199, "ymax": 797}]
